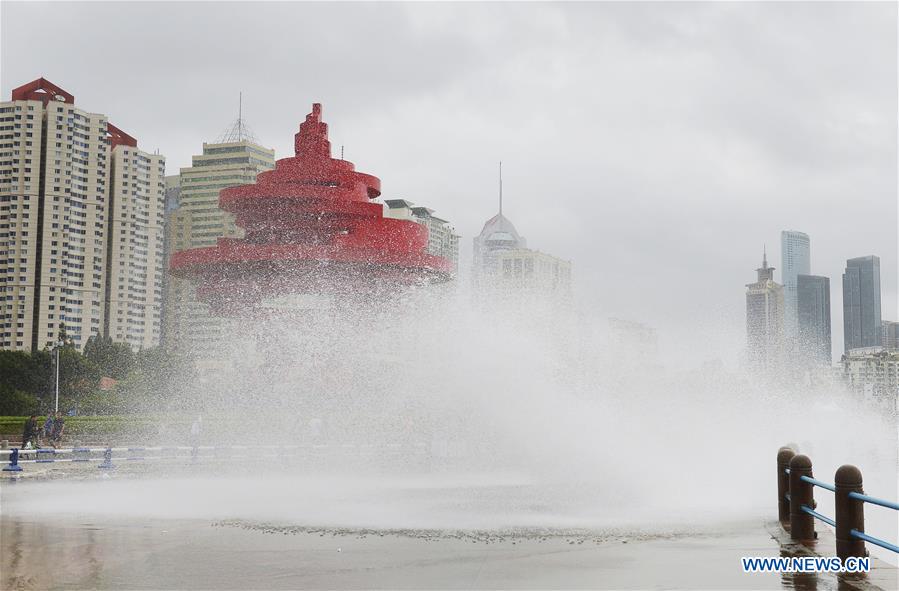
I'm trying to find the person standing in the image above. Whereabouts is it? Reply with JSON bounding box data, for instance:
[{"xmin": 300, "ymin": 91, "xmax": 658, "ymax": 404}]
[
  {"xmin": 42, "ymin": 414, "xmax": 55, "ymax": 444},
  {"xmin": 21, "ymin": 414, "xmax": 37, "ymax": 449},
  {"xmin": 50, "ymin": 411, "xmax": 65, "ymax": 445}
]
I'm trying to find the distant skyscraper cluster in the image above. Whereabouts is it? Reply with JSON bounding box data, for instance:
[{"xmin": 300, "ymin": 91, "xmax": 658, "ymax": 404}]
[
  {"xmin": 0, "ymin": 78, "xmax": 165, "ymax": 352},
  {"xmin": 745, "ymin": 229, "xmax": 892, "ymax": 398}
]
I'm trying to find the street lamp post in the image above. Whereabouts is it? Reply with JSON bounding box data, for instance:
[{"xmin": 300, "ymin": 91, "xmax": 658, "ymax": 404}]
[{"xmin": 54, "ymin": 340, "xmax": 62, "ymax": 413}]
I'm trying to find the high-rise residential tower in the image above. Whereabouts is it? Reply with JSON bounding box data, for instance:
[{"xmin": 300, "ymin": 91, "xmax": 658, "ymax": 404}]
[
  {"xmin": 104, "ymin": 140, "xmax": 166, "ymax": 350},
  {"xmin": 842, "ymin": 255, "xmax": 882, "ymax": 352},
  {"xmin": 746, "ymin": 250, "xmax": 784, "ymax": 373},
  {"xmin": 796, "ymin": 274, "xmax": 831, "ymax": 366},
  {"xmin": 163, "ymin": 121, "xmax": 275, "ymax": 351},
  {"xmin": 0, "ymin": 78, "xmax": 165, "ymax": 352},
  {"xmin": 159, "ymin": 175, "xmax": 181, "ymax": 345},
  {"xmin": 781, "ymin": 230, "xmax": 810, "ymax": 343}
]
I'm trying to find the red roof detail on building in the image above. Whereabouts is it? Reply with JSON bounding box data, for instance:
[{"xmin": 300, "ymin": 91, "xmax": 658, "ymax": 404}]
[
  {"xmin": 11, "ymin": 78, "xmax": 75, "ymax": 105},
  {"xmin": 107, "ymin": 123, "xmax": 137, "ymax": 149}
]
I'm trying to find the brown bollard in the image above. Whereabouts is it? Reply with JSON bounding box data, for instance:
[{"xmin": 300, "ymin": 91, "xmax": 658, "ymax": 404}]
[
  {"xmin": 835, "ymin": 465, "xmax": 867, "ymax": 560},
  {"xmin": 789, "ymin": 454, "xmax": 816, "ymax": 542},
  {"xmin": 777, "ymin": 446, "xmax": 796, "ymax": 524}
]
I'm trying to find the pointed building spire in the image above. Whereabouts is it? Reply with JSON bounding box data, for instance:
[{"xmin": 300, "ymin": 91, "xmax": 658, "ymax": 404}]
[
  {"xmin": 756, "ymin": 244, "xmax": 775, "ymax": 282},
  {"xmin": 498, "ymin": 160, "xmax": 503, "ymax": 217}
]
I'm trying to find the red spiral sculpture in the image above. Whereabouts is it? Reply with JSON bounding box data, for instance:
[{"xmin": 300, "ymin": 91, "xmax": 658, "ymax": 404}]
[{"xmin": 170, "ymin": 104, "xmax": 452, "ymax": 313}]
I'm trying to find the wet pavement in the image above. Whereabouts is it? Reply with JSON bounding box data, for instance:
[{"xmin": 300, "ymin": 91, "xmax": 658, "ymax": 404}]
[
  {"xmin": 2, "ymin": 514, "xmax": 790, "ymax": 590},
  {"xmin": 1, "ymin": 466, "xmax": 895, "ymax": 590}
]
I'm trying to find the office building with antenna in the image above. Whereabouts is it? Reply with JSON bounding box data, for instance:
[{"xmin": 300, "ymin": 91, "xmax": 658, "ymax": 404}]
[
  {"xmin": 472, "ymin": 162, "xmax": 571, "ymax": 298},
  {"xmin": 163, "ymin": 96, "xmax": 275, "ymax": 351}
]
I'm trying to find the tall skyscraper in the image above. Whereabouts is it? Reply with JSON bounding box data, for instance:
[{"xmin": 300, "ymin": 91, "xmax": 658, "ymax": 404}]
[
  {"xmin": 746, "ymin": 250, "xmax": 784, "ymax": 373},
  {"xmin": 842, "ymin": 255, "xmax": 882, "ymax": 352},
  {"xmin": 796, "ymin": 274, "xmax": 831, "ymax": 366},
  {"xmin": 0, "ymin": 78, "xmax": 165, "ymax": 352},
  {"xmin": 163, "ymin": 121, "xmax": 275, "ymax": 351},
  {"xmin": 781, "ymin": 230, "xmax": 810, "ymax": 343}
]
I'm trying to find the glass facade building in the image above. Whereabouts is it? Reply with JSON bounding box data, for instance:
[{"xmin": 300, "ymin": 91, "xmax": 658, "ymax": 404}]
[
  {"xmin": 780, "ymin": 230, "xmax": 810, "ymax": 344},
  {"xmin": 842, "ymin": 255, "xmax": 882, "ymax": 352},
  {"xmin": 796, "ymin": 274, "xmax": 831, "ymax": 366}
]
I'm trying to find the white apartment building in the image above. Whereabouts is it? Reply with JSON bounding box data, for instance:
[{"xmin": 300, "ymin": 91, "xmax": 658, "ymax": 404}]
[
  {"xmin": 842, "ymin": 347, "xmax": 899, "ymax": 401},
  {"xmin": 383, "ymin": 199, "xmax": 460, "ymax": 272},
  {"xmin": 105, "ymin": 144, "xmax": 166, "ymax": 349},
  {"xmin": 0, "ymin": 78, "xmax": 165, "ymax": 352}
]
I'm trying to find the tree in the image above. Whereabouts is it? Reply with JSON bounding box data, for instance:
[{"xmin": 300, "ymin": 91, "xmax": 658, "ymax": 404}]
[
  {"xmin": 0, "ymin": 350, "xmax": 53, "ymax": 404},
  {"xmin": 84, "ymin": 335, "xmax": 135, "ymax": 379},
  {"xmin": 0, "ymin": 383, "xmax": 40, "ymax": 416},
  {"xmin": 57, "ymin": 346, "xmax": 101, "ymax": 404}
]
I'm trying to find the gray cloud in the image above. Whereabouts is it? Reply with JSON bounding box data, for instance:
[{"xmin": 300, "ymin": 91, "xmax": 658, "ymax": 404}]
[{"xmin": 2, "ymin": 1, "xmax": 895, "ymax": 366}]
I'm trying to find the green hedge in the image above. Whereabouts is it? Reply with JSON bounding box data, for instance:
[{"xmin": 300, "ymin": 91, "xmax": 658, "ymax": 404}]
[
  {"xmin": 0, "ymin": 415, "xmax": 258, "ymax": 443},
  {"xmin": 0, "ymin": 415, "xmax": 185, "ymax": 442}
]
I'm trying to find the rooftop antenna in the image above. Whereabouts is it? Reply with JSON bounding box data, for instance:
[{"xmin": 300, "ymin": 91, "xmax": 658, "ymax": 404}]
[
  {"xmin": 341, "ymin": 145, "xmax": 344, "ymax": 160},
  {"xmin": 763, "ymin": 244, "xmax": 767, "ymax": 268},
  {"xmin": 499, "ymin": 160, "xmax": 503, "ymax": 216},
  {"xmin": 215, "ymin": 93, "xmax": 258, "ymax": 144}
]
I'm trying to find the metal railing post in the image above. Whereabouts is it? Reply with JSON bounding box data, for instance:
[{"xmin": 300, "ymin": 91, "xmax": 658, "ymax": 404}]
[
  {"xmin": 835, "ymin": 464, "xmax": 867, "ymax": 560},
  {"xmin": 98, "ymin": 447, "xmax": 115, "ymax": 470},
  {"xmin": 777, "ymin": 446, "xmax": 796, "ymax": 524},
  {"xmin": 789, "ymin": 454, "xmax": 816, "ymax": 541},
  {"xmin": 3, "ymin": 448, "xmax": 23, "ymax": 472}
]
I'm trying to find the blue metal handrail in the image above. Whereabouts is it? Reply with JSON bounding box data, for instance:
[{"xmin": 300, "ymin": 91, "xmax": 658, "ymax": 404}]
[
  {"xmin": 851, "ymin": 529, "xmax": 899, "ymax": 554},
  {"xmin": 849, "ymin": 491, "xmax": 899, "ymax": 512},
  {"xmin": 801, "ymin": 505, "xmax": 835, "ymax": 528},
  {"xmin": 799, "ymin": 475, "xmax": 835, "ymax": 492}
]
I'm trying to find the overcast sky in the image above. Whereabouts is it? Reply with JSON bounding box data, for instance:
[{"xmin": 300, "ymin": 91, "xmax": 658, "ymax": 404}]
[{"xmin": 2, "ymin": 2, "xmax": 896, "ymax": 367}]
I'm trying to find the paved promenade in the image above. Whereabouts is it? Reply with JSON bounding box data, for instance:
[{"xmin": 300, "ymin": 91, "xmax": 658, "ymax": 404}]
[
  {"xmin": 2, "ymin": 462, "xmax": 895, "ymax": 590},
  {"xmin": 1, "ymin": 514, "xmax": 789, "ymax": 590}
]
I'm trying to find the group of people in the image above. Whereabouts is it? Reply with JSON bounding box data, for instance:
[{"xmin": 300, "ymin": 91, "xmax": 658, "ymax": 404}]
[{"xmin": 21, "ymin": 412, "xmax": 65, "ymax": 449}]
